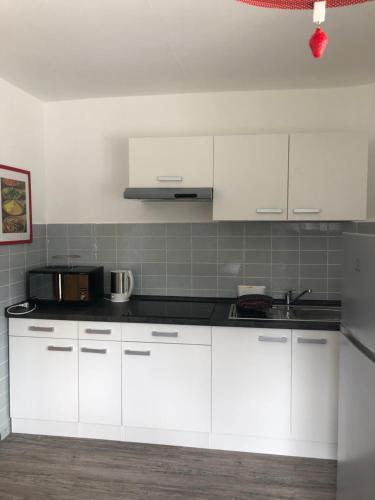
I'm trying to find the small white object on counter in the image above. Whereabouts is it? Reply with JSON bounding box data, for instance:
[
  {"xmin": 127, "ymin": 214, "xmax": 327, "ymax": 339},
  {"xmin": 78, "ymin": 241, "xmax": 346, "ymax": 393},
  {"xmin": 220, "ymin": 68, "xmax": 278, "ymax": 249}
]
[{"xmin": 238, "ymin": 285, "xmax": 266, "ymax": 296}]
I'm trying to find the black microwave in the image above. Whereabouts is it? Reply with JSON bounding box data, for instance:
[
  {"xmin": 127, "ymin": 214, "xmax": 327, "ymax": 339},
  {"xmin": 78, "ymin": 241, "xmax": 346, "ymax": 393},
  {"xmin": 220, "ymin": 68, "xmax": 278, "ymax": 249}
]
[{"xmin": 27, "ymin": 266, "xmax": 104, "ymax": 303}]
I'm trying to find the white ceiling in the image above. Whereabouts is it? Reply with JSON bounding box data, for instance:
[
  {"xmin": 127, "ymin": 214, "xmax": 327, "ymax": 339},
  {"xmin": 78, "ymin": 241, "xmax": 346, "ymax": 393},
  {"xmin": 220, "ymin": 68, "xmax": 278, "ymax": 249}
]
[{"xmin": 0, "ymin": 0, "xmax": 374, "ymax": 101}]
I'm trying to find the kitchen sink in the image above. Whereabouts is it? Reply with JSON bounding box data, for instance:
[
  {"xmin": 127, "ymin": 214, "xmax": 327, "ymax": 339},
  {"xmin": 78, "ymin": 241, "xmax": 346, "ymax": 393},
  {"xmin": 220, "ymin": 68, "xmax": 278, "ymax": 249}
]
[
  {"xmin": 287, "ymin": 306, "xmax": 341, "ymax": 322},
  {"xmin": 272, "ymin": 305, "xmax": 341, "ymax": 321},
  {"xmin": 229, "ymin": 304, "xmax": 341, "ymax": 322}
]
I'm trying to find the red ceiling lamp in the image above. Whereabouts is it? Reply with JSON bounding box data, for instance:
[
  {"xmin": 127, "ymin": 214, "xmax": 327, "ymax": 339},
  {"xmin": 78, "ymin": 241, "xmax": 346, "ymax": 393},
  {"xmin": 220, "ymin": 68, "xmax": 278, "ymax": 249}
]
[{"xmin": 237, "ymin": 0, "xmax": 371, "ymax": 58}]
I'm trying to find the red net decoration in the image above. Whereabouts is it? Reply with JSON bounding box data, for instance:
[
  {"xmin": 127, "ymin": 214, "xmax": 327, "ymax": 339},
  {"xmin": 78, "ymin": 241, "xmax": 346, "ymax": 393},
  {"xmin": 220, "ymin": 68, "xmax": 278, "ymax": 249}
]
[
  {"xmin": 309, "ymin": 27, "xmax": 329, "ymax": 57},
  {"xmin": 238, "ymin": 0, "xmax": 370, "ymax": 9}
]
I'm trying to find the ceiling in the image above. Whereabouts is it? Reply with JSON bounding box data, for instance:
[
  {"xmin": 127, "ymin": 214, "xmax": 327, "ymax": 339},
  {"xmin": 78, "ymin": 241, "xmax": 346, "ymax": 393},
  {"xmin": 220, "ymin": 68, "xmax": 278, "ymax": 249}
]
[{"xmin": 0, "ymin": 0, "xmax": 374, "ymax": 101}]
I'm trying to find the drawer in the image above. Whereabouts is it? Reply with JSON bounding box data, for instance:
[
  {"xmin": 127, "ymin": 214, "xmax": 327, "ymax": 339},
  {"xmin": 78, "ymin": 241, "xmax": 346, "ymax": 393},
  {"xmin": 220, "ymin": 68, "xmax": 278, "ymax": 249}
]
[
  {"xmin": 9, "ymin": 318, "xmax": 78, "ymax": 339},
  {"xmin": 79, "ymin": 322, "xmax": 121, "ymax": 341},
  {"xmin": 122, "ymin": 323, "xmax": 211, "ymax": 345}
]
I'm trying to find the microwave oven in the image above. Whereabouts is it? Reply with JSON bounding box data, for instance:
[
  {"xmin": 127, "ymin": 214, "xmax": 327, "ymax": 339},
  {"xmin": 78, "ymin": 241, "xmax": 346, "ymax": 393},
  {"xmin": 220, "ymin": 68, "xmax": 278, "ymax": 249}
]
[{"xmin": 27, "ymin": 266, "xmax": 104, "ymax": 303}]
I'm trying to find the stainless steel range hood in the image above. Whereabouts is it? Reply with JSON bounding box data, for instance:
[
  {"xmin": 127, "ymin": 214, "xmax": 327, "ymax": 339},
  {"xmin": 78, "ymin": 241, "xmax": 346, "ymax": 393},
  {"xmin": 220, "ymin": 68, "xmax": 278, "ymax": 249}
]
[{"xmin": 124, "ymin": 188, "xmax": 213, "ymax": 201}]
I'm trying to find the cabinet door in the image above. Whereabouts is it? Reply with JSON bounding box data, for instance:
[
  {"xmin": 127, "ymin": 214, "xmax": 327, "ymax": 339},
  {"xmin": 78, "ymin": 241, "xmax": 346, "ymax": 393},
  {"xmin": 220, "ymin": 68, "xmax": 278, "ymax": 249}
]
[
  {"xmin": 213, "ymin": 135, "xmax": 289, "ymax": 220},
  {"xmin": 291, "ymin": 330, "xmax": 339, "ymax": 443},
  {"xmin": 79, "ymin": 340, "xmax": 122, "ymax": 426},
  {"xmin": 288, "ymin": 133, "xmax": 368, "ymax": 220},
  {"xmin": 122, "ymin": 342, "xmax": 211, "ymax": 432},
  {"xmin": 129, "ymin": 136, "xmax": 213, "ymax": 187},
  {"xmin": 212, "ymin": 327, "xmax": 291, "ymax": 438},
  {"xmin": 9, "ymin": 336, "xmax": 78, "ymax": 422}
]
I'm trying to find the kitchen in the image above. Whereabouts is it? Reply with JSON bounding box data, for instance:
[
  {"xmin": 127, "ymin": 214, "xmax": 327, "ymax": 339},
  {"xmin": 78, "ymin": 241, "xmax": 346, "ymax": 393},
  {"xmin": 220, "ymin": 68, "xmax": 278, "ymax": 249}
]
[{"xmin": 0, "ymin": 1, "xmax": 375, "ymax": 499}]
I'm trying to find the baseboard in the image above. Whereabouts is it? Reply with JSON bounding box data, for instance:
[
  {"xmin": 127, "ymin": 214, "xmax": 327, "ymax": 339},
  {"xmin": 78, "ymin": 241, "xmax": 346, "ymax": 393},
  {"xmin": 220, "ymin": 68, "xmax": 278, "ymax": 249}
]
[
  {"xmin": 10, "ymin": 419, "xmax": 337, "ymax": 459},
  {"xmin": 124, "ymin": 426, "xmax": 210, "ymax": 449},
  {"xmin": 210, "ymin": 433, "xmax": 337, "ymax": 460}
]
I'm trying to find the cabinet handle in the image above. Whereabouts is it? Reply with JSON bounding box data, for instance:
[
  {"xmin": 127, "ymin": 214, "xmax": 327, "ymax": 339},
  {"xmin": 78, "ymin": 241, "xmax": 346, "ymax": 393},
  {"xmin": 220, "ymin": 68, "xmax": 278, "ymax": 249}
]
[
  {"xmin": 256, "ymin": 208, "xmax": 283, "ymax": 214},
  {"xmin": 81, "ymin": 347, "xmax": 107, "ymax": 354},
  {"xmin": 29, "ymin": 326, "xmax": 55, "ymax": 332},
  {"xmin": 258, "ymin": 336, "xmax": 288, "ymax": 343},
  {"xmin": 292, "ymin": 208, "xmax": 321, "ymax": 214},
  {"xmin": 297, "ymin": 337, "xmax": 327, "ymax": 345},
  {"xmin": 156, "ymin": 176, "xmax": 183, "ymax": 182},
  {"xmin": 124, "ymin": 349, "xmax": 151, "ymax": 356},
  {"xmin": 84, "ymin": 328, "xmax": 111, "ymax": 335},
  {"xmin": 151, "ymin": 331, "xmax": 178, "ymax": 338},
  {"xmin": 47, "ymin": 345, "xmax": 73, "ymax": 352}
]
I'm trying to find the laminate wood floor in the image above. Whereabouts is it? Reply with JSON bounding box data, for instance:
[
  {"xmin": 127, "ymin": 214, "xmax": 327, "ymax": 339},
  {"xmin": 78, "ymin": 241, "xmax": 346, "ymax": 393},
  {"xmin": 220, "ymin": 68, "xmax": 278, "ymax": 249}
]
[{"xmin": 0, "ymin": 434, "xmax": 336, "ymax": 500}]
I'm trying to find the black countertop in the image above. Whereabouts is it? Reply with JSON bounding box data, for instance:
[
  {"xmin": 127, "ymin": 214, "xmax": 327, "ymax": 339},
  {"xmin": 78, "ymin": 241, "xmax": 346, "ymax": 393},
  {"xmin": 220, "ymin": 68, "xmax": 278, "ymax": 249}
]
[{"xmin": 5, "ymin": 296, "xmax": 340, "ymax": 331}]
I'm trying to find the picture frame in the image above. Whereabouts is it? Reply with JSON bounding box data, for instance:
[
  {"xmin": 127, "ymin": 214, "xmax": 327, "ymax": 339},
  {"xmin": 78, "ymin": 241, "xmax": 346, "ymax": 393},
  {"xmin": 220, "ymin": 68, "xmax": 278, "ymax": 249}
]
[{"xmin": 0, "ymin": 164, "xmax": 32, "ymax": 245}]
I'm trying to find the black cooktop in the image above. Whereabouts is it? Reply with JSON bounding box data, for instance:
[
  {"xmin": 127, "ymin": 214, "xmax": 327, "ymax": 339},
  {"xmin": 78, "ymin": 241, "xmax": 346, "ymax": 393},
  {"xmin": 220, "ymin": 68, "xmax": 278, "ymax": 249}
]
[{"xmin": 124, "ymin": 300, "xmax": 216, "ymax": 320}]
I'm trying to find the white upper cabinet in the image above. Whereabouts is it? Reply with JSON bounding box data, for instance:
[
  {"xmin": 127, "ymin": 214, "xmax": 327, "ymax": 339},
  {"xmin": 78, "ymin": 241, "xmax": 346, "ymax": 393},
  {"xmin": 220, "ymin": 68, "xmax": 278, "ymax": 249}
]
[
  {"xmin": 213, "ymin": 135, "xmax": 289, "ymax": 221},
  {"xmin": 288, "ymin": 132, "xmax": 368, "ymax": 221},
  {"xmin": 129, "ymin": 136, "xmax": 213, "ymax": 188}
]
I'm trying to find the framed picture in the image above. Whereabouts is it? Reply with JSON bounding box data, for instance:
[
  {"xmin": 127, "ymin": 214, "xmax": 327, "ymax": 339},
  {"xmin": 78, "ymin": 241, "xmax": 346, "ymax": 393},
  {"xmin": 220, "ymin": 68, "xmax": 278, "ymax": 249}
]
[{"xmin": 0, "ymin": 164, "xmax": 32, "ymax": 245}]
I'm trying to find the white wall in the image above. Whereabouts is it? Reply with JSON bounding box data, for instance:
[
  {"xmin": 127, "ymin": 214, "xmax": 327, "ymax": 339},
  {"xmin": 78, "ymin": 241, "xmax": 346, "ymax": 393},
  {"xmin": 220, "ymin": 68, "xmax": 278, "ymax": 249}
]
[
  {"xmin": 0, "ymin": 78, "xmax": 45, "ymax": 223},
  {"xmin": 44, "ymin": 83, "xmax": 375, "ymax": 223}
]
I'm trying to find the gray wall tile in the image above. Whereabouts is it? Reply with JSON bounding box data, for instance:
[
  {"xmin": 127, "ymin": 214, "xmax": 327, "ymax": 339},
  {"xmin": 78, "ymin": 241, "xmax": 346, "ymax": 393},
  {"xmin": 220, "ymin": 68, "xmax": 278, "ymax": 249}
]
[
  {"xmin": 192, "ymin": 237, "xmax": 217, "ymax": 250},
  {"xmin": 272, "ymin": 237, "xmax": 299, "ymax": 251},
  {"xmin": 166, "ymin": 223, "xmax": 191, "ymax": 236},
  {"xmin": 192, "ymin": 223, "xmax": 217, "ymax": 236},
  {"xmin": 300, "ymin": 251, "xmax": 327, "ymax": 265},
  {"xmin": 40, "ymin": 222, "xmax": 349, "ymax": 303}
]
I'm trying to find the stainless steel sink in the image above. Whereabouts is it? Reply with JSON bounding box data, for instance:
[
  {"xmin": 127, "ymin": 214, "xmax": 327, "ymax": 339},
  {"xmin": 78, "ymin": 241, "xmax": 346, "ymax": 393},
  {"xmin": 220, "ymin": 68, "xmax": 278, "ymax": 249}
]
[
  {"xmin": 272, "ymin": 305, "xmax": 341, "ymax": 321},
  {"xmin": 288, "ymin": 306, "xmax": 341, "ymax": 322},
  {"xmin": 229, "ymin": 304, "xmax": 341, "ymax": 322}
]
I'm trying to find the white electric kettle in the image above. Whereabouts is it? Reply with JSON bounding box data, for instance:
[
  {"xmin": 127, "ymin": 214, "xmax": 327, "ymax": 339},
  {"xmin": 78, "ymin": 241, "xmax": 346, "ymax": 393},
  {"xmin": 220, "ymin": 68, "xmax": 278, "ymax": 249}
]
[{"xmin": 110, "ymin": 270, "xmax": 134, "ymax": 302}]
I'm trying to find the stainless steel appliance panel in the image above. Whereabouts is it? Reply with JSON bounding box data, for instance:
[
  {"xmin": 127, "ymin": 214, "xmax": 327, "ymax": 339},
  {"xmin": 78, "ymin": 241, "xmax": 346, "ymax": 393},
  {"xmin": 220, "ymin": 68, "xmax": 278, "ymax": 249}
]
[
  {"xmin": 337, "ymin": 333, "xmax": 375, "ymax": 500},
  {"xmin": 342, "ymin": 233, "xmax": 375, "ymax": 353}
]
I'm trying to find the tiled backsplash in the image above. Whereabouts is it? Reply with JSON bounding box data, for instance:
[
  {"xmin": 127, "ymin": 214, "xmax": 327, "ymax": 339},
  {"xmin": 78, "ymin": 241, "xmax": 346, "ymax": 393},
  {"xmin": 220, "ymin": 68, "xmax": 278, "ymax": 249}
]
[
  {"xmin": 0, "ymin": 224, "xmax": 47, "ymax": 439},
  {"xmin": 46, "ymin": 222, "xmax": 354, "ymax": 301},
  {"xmin": 0, "ymin": 219, "xmax": 372, "ymax": 440}
]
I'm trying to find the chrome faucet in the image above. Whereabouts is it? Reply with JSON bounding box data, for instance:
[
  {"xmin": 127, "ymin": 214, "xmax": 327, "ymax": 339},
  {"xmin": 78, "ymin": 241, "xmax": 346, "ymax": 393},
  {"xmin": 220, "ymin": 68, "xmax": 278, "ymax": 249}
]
[{"xmin": 285, "ymin": 289, "xmax": 312, "ymax": 306}]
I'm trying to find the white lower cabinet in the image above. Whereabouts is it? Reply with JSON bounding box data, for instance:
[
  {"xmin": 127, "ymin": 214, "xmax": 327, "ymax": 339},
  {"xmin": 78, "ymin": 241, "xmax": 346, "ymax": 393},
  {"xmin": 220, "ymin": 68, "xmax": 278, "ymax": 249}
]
[
  {"xmin": 9, "ymin": 336, "xmax": 78, "ymax": 422},
  {"xmin": 79, "ymin": 340, "xmax": 122, "ymax": 426},
  {"xmin": 122, "ymin": 342, "xmax": 211, "ymax": 433},
  {"xmin": 212, "ymin": 327, "xmax": 291, "ymax": 439},
  {"xmin": 291, "ymin": 330, "xmax": 339, "ymax": 444},
  {"xmin": 8, "ymin": 318, "xmax": 339, "ymax": 458}
]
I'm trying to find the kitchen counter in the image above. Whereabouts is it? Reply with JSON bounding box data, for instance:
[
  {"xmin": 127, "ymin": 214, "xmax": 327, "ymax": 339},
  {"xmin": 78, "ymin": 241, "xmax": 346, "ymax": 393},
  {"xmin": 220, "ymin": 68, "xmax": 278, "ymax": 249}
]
[{"xmin": 5, "ymin": 296, "xmax": 340, "ymax": 331}]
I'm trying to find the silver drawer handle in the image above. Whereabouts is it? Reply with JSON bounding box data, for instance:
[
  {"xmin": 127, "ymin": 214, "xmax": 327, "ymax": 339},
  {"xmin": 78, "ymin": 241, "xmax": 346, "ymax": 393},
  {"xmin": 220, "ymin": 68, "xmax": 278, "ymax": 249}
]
[
  {"xmin": 29, "ymin": 326, "xmax": 55, "ymax": 332},
  {"xmin": 124, "ymin": 349, "xmax": 151, "ymax": 356},
  {"xmin": 256, "ymin": 208, "xmax": 283, "ymax": 214},
  {"xmin": 297, "ymin": 337, "xmax": 327, "ymax": 345},
  {"xmin": 293, "ymin": 208, "xmax": 321, "ymax": 214},
  {"xmin": 258, "ymin": 336, "xmax": 288, "ymax": 343},
  {"xmin": 85, "ymin": 328, "xmax": 112, "ymax": 335},
  {"xmin": 156, "ymin": 176, "xmax": 183, "ymax": 182},
  {"xmin": 81, "ymin": 347, "xmax": 107, "ymax": 354},
  {"xmin": 151, "ymin": 331, "xmax": 178, "ymax": 338},
  {"xmin": 47, "ymin": 345, "xmax": 73, "ymax": 352}
]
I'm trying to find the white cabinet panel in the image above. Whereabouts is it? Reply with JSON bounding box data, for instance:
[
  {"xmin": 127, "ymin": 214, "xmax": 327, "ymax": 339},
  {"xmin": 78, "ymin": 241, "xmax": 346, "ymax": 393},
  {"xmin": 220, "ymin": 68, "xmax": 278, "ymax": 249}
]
[
  {"xmin": 79, "ymin": 340, "xmax": 122, "ymax": 426},
  {"xmin": 122, "ymin": 342, "xmax": 211, "ymax": 433},
  {"xmin": 212, "ymin": 327, "xmax": 291, "ymax": 439},
  {"xmin": 213, "ymin": 135, "xmax": 289, "ymax": 220},
  {"xmin": 122, "ymin": 323, "xmax": 211, "ymax": 345},
  {"xmin": 9, "ymin": 336, "xmax": 78, "ymax": 422},
  {"xmin": 79, "ymin": 322, "xmax": 121, "ymax": 341},
  {"xmin": 9, "ymin": 318, "xmax": 77, "ymax": 339},
  {"xmin": 288, "ymin": 133, "xmax": 367, "ymax": 221},
  {"xmin": 291, "ymin": 330, "xmax": 339, "ymax": 444},
  {"xmin": 129, "ymin": 136, "xmax": 213, "ymax": 187}
]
